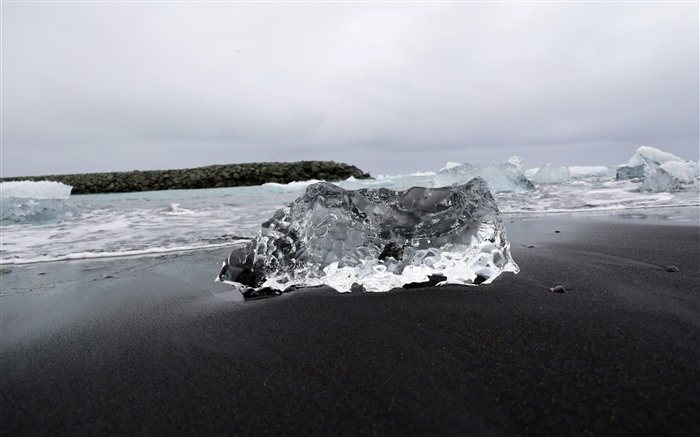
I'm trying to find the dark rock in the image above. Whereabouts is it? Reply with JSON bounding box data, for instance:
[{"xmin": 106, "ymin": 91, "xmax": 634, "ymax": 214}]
[
  {"xmin": 473, "ymin": 275, "xmax": 488, "ymax": 285},
  {"xmin": 350, "ymin": 283, "xmax": 366, "ymax": 293},
  {"xmin": 0, "ymin": 161, "xmax": 371, "ymax": 194}
]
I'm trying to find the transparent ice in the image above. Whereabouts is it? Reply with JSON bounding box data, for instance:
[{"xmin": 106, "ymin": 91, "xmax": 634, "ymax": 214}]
[
  {"xmin": 530, "ymin": 164, "xmax": 571, "ymax": 185},
  {"xmin": 641, "ymin": 158, "xmax": 682, "ymax": 192},
  {"xmin": 433, "ymin": 158, "xmax": 534, "ymax": 192},
  {"xmin": 0, "ymin": 181, "xmax": 79, "ymax": 225},
  {"xmin": 1, "ymin": 181, "xmax": 72, "ymax": 199},
  {"xmin": 617, "ymin": 146, "xmax": 698, "ymax": 187},
  {"xmin": 218, "ymin": 178, "xmax": 519, "ymax": 294},
  {"xmin": 627, "ymin": 146, "xmax": 686, "ymax": 167},
  {"xmin": 659, "ymin": 161, "xmax": 697, "ymax": 183}
]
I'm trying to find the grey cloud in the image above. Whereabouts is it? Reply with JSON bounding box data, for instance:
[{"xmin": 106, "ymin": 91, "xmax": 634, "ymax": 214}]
[{"xmin": 2, "ymin": 2, "xmax": 698, "ymax": 177}]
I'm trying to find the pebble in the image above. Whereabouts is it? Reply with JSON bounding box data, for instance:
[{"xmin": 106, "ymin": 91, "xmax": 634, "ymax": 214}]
[
  {"xmin": 350, "ymin": 283, "xmax": 366, "ymax": 293},
  {"xmin": 554, "ymin": 230, "xmax": 561, "ymax": 234},
  {"xmin": 665, "ymin": 266, "xmax": 680, "ymax": 272},
  {"xmin": 549, "ymin": 285, "xmax": 567, "ymax": 293}
]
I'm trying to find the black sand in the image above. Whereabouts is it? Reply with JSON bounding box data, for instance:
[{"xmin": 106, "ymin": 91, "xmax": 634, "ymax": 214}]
[{"xmin": 2, "ymin": 216, "xmax": 699, "ymax": 435}]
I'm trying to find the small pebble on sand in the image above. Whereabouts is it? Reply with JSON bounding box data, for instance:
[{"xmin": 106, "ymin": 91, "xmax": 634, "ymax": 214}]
[{"xmin": 549, "ymin": 285, "xmax": 567, "ymax": 293}]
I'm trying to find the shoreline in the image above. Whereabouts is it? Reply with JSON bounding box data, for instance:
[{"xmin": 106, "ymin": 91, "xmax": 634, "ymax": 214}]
[
  {"xmin": 2, "ymin": 215, "xmax": 699, "ymax": 435},
  {"xmin": 2, "ymin": 206, "xmax": 697, "ymax": 267}
]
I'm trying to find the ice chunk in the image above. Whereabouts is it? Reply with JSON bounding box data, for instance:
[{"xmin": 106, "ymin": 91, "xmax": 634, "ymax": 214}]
[
  {"xmin": 616, "ymin": 165, "xmax": 644, "ymax": 180},
  {"xmin": 530, "ymin": 164, "xmax": 571, "ymax": 184},
  {"xmin": 641, "ymin": 158, "xmax": 681, "ymax": 192},
  {"xmin": 618, "ymin": 146, "xmax": 697, "ymax": 182},
  {"xmin": 627, "ymin": 146, "xmax": 685, "ymax": 167},
  {"xmin": 659, "ymin": 161, "xmax": 695, "ymax": 183},
  {"xmin": 433, "ymin": 159, "xmax": 534, "ymax": 192},
  {"xmin": 218, "ymin": 178, "xmax": 519, "ymax": 295},
  {"xmin": 0, "ymin": 181, "xmax": 78, "ymax": 225},
  {"xmin": 0, "ymin": 181, "xmax": 72, "ymax": 199}
]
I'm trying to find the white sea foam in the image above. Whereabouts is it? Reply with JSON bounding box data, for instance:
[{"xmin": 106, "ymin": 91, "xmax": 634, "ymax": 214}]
[
  {"xmin": 262, "ymin": 179, "xmax": 324, "ymax": 193},
  {"xmin": 1, "ymin": 241, "xmax": 247, "ymax": 265}
]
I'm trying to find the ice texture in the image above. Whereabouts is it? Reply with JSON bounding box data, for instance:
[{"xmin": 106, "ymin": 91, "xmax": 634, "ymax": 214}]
[
  {"xmin": 1, "ymin": 181, "xmax": 72, "ymax": 199},
  {"xmin": 530, "ymin": 164, "xmax": 571, "ymax": 184},
  {"xmin": 659, "ymin": 161, "xmax": 696, "ymax": 183},
  {"xmin": 627, "ymin": 146, "xmax": 685, "ymax": 167},
  {"xmin": 616, "ymin": 165, "xmax": 644, "ymax": 180},
  {"xmin": 617, "ymin": 146, "xmax": 697, "ymax": 188},
  {"xmin": 218, "ymin": 178, "xmax": 519, "ymax": 295},
  {"xmin": 433, "ymin": 158, "xmax": 534, "ymax": 192},
  {"xmin": 641, "ymin": 158, "xmax": 681, "ymax": 192},
  {"xmin": 0, "ymin": 181, "xmax": 78, "ymax": 225}
]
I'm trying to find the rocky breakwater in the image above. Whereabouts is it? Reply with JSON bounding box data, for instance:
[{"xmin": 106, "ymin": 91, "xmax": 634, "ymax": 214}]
[{"xmin": 1, "ymin": 161, "xmax": 371, "ymax": 195}]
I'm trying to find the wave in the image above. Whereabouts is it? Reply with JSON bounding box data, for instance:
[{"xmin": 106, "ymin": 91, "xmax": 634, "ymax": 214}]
[{"xmin": 0, "ymin": 240, "xmax": 249, "ymax": 265}]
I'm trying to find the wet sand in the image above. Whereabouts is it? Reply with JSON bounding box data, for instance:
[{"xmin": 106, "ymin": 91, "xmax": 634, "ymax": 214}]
[{"xmin": 1, "ymin": 215, "xmax": 699, "ymax": 435}]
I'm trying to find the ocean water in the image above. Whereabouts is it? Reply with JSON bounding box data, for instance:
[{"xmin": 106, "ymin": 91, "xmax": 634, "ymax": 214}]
[{"xmin": 1, "ymin": 159, "xmax": 699, "ymax": 266}]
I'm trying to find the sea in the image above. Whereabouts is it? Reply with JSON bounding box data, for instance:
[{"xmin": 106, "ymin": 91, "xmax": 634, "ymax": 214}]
[{"xmin": 1, "ymin": 155, "xmax": 699, "ymax": 267}]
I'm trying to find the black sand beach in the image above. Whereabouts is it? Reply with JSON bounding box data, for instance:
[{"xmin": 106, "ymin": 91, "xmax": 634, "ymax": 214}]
[{"xmin": 2, "ymin": 215, "xmax": 699, "ymax": 435}]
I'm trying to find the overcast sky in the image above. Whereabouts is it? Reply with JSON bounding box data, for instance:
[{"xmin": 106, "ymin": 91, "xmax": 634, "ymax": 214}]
[{"xmin": 2, "ymin": 1, "xmax": 698, "ymax": 177}]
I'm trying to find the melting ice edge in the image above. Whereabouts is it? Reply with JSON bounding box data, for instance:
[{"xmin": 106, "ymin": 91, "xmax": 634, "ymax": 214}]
[{"xmin": 217, "ymin": 177, "xmax": 519, "ymax": 296}]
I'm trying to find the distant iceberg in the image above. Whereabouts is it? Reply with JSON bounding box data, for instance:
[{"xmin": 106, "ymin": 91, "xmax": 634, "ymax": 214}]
[
  {"xmin": 627, "ymin": 146, "xmax": 687, "ymax": 167},
  {"xmin": 530, "ymin": 164, "xmax": 571, "ymax": 184},
  {"xmin": 0, "ymin": 181, "xmax": 78, "ymax": 225},
  {"xmin": 641, "ymin": 157, "xmax": 682, "ymax": 192},
  {"xmin": 433, "ymin": 157, "xmax": 534, "ymax": 192},
  {"xmin": 617, "ymin": 146, "xmax": 697, "ymax": 192},
  {"xmin": 218, "ymin": 179, "xmax": 519, "ymax": 296},
  {"xmin": 1, "ymin": 180, "xmax": 72, "ymax": 199}
]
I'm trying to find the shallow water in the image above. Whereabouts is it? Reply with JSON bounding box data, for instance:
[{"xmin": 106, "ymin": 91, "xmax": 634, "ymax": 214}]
[{"xmin": 1, "ymin": 169, "xmax": 698, "ymax": 265}]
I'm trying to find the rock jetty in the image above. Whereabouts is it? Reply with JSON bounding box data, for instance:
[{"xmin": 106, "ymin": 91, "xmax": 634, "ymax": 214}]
[{"xmin": 1, "ymin": 161, "xmax": 371, "ymax": 195}]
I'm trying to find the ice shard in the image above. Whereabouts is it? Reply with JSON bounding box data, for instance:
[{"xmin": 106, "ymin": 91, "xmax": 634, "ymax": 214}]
[
  {"xmin": 641, "ymin": 157, "xmax": 682, "ymax": 192},
  {"xmin": 617, "ymin": 145, "xmax": 698, "ymax": 184},
  {"xmin": 218, "ymin": 178, "xmax": 519, "ymax": 296},
  {"xmin": 530, "ymin": 164, "xmax": 571, "ymax": 184},
  {"xmin": 433, "ymin": 159, "xmax": 534, "ymax": 192}
]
